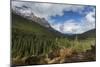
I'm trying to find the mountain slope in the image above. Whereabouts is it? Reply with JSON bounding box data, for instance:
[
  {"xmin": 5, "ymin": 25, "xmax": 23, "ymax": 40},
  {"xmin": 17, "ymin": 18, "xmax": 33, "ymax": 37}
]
[
  {"xmin": 12, "ymin": 5, "xmax": 51, "ymax": 28},
  {"xmin": 12, "ymin": 12, "xmax": 62, "ymax": 38},
  {"xmin": 65, "ymin": 29, "xmax": 96, "ymax": 40},
  {"xmin": 78, "ymin": 29, "xmax": 96, "ymax": 39}
]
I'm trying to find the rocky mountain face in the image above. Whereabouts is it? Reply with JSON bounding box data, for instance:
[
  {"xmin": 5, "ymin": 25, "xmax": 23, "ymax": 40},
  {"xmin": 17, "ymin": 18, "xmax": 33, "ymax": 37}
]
[{"xmin": 12, "ymin": 5, "xmax": 51, "ymax": 28}]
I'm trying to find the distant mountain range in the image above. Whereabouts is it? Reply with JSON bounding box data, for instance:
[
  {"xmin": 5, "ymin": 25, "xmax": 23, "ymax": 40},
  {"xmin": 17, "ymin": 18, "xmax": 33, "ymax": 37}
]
[
  {"xmin": 77, "ymin": 29, "xmax": 96, "ymax": 39},
  {"xmin": 65, "ymin": 29, "xmax": 96, "ymax": 39},
  {"xmin": 12, "ymin": 8, "xmax": 96, "ymax": 39}
]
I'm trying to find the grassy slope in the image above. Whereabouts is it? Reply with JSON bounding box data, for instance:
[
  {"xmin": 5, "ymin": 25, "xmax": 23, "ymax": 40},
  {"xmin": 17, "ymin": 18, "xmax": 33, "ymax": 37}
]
[
  {"xmin": 12, "ymin": 12, "xmax": 60, "ymax": 38},
  {"xmin": 67, "ymin": 29, "xmax": 96, "ymax": 40},
  {"xmin": 78, "ymin": 29, "xmax": 96, "ymax": 39}
]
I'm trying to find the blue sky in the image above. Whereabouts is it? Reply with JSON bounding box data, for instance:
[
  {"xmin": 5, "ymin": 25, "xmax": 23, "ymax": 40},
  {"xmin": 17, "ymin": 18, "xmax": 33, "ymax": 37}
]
[
  {"xmin": 50, "ymin": 11, "xmax": 85, "ymax": 23},
  {"xmin": 12, "ymin": 1, "xmax": 96, "ymax": 34},
  {"xmin": 50, "ymin": 6, "xmax": 95, "ymax": 24}
]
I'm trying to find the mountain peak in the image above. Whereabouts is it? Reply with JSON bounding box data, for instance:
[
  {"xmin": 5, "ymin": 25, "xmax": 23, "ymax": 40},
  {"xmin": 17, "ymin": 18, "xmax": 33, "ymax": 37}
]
[{"xmin": 12, "ymin": 5, "xmax": 51, "ymax": 28}]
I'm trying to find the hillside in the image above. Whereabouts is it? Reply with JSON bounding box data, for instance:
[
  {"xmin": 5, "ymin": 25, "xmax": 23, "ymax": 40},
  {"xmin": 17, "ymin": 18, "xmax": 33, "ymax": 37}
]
[
  {"xmin": 66, "ymin": 29, "xmax": 96, "ymax": 40},
  {"xmin": 12, "ymin": 12, "xmax": 62, "ymax": 38},
  {"xmin": 78, "ymin": 29, "xmax": 96, "ymax": 39}
]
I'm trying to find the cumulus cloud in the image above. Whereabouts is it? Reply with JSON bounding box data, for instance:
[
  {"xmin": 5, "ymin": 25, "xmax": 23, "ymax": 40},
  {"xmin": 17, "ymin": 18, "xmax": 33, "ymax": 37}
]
[
  {"xmin": 11, "ymin": 1, "xmax": 85, "ymax": 20},
  {"xmin": 52, "ymin": 20, "xmax": 83, "ymax": 34},
  {"xmin": 11, "ymin": 1, "xmax": 96, "ymax": 34},
  {"xmin": 52, "ymin": 10, "xmax": 95, "ymax": 34}
]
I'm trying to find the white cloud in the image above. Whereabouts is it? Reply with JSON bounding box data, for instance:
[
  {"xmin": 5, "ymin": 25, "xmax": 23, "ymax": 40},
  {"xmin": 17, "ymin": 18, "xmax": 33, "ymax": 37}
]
[
  {"xmin": 52, "ymin": 20, "xmax": 83, "ymax": 34},
  {"xmin": 11, "ymin": 1, "xmax": 85, "ymax": 20},
  {"xmin": 31, "ymin": 3, "xmax": 85, "ymax": 19},
  {"xmin": 52, "ymin": 10, "xmax": 95, "ymax": 34},
  {"xmin": 85, "ymin": 11, "xmax": 95, "ymax": 25}
]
